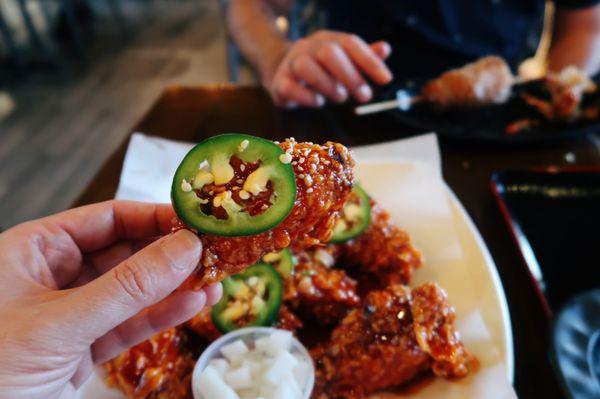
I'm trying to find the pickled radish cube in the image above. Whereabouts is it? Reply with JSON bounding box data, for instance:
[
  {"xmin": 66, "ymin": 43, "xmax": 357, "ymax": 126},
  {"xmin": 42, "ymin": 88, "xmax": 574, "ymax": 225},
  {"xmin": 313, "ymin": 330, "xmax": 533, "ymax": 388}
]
[
  {"xmin": 264, "ymin": 351, "xmax": 299, "ymax": 385},
  {"xmin": 225, "ymin": 365, "xmax": 252, "ymax": 390},
  {"xmin": 197, "ymin": 365, "xmax": 240, "ymax": 399},
  {"xmin": 254, "ymin": 336, "xmax": 271, "ymax": 354},
  {"xmin": 220, "ymin": 339, "xmax": 249, "ymax": 363},
  {"xmin": 242, "ymin": 359, "xmax": 262, "ymax": 377},
  {"xmin": 272, "ymin": 381, "xmax": 298, "ymax": 399},
  {"xmin": 267, "ymin": 330, "xmax": 293, "ymax": 354},
  {"xmin": 283, "ymin": 373, "xmax": 302, "ymax": 397},
  {"xmin": 208, "ymin": 358, "xmax": 229, "ymax": 376}
]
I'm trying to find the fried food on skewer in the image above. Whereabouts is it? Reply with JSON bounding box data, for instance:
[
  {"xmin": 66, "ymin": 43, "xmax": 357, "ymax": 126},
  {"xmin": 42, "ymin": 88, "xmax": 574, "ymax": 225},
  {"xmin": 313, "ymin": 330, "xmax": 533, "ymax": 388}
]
[
  {"xmin": 174, "ymin": 138, "xmax": 355, "ymax": 289},
  {"xmin": 336, "ymin": 200, "xmax": 423, "ymax": 287},
  {"xmin": 312, "ymin": 284, "xmax": 473, "ymax": 399},
  {"xmin": 104, "ymin": 328, "xmax": 195, "ymax": 399},
  {"xmin": 421, "ymin": 56, "xmax": 514, "ymax": 108},
  {"xmin": 284, "ymin": 248, "xmax": 360, "ymax": 325}
]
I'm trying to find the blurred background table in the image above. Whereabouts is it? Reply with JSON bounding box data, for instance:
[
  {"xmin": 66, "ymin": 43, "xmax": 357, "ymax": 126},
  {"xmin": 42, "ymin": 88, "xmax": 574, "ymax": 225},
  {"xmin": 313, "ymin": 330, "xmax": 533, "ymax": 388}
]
[{"xmin": 74, "ymin": 85, "xmax": 600, "ymax": 399}]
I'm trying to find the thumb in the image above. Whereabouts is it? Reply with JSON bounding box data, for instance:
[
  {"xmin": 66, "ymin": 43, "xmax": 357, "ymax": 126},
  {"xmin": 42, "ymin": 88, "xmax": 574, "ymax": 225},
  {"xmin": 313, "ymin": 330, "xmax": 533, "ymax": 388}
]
[{"xmin": 60, "ymin": 229, "xmax": 202, "ymax": 340}]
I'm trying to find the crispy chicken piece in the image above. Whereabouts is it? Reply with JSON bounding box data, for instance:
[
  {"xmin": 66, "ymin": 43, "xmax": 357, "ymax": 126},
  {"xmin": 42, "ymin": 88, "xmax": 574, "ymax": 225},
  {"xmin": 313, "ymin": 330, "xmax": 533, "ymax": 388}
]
[
  {"xmin": 104, "ymin": 328, "xmax": 195, "ymax": 399},
  {"xmin": 185, "ymin": 307, "xmax": 221, "ymax": 342},
  {"xmin": 421, "ymin": 56, "xmax": 514, "ymax": 108},
  {"xmin": 312, "ymin": 284, "xmax": 473, "ymax": 399},
  {"xmin": 336, "ymin": 200, "xmax": 423, "ymax": 287},
  {"xmin": 181, "ymin": 139, "xmax": 355, "ymax": 289},
  {"xmin": 284, "ymin": 248, "xmax": 360, "ymax": 325}
]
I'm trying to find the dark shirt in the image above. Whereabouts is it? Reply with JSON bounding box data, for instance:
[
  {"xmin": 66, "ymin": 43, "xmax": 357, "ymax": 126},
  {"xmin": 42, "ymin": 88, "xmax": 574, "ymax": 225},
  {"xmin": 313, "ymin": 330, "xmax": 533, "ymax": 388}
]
[{"xmin": 323, "ymin": 0, "xmax": 600, "ymax": 79}]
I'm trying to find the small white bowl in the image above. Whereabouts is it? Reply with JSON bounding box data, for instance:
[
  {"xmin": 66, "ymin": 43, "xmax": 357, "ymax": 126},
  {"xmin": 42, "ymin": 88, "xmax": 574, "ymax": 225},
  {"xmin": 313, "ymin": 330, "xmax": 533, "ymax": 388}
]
[{"xmin": 192, "ymin": 327, "xmax": 315, "ymax": 399}]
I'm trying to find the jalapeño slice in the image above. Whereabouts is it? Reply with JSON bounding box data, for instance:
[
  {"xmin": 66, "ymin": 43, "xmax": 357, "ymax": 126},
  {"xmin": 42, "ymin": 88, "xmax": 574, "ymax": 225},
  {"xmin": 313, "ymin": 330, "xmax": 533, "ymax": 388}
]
[
  {"xmin": 261, "ymin": 248, "xmax": 296, "ymax": 279},
  {"xmin": 211, "ymin": 263, "xmax": 283, "ymax": 333},
  {"xmin": 330, "ymin": 184, "xmax": 371, "ymax": 243},
  {"xmin": 171, "ymin": 134, "xmax": 296, "ymax": 236}
]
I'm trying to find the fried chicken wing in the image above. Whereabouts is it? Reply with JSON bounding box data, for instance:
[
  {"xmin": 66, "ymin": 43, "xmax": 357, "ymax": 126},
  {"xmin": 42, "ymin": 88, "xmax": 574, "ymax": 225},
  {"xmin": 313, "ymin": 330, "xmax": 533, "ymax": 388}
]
[
  {"xmin": 183, "ymin": 140, "xmax": 354, "ymax": 289},
  {"xmin": 421, "ymin": 56, "xmax": 514, "ymax": 108},
  {"xmin": 336, "ymin": 200, "xmax": 423, "ymax": 287},
  {"xmin": 104, "ymin": 328, "xmax": 195, "ymax": 399},
  {"xmin": 284, "ymin": 248, "xmax": 360, "ymax": 325},
  {"xmin": 312, "ymin": 283, "xmax": 472, "ymax": 399}
]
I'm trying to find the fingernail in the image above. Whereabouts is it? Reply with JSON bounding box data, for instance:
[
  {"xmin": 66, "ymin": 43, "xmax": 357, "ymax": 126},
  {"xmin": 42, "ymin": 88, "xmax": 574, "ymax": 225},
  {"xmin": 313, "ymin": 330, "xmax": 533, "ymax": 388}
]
[
  {"xmin": 161, "ymin": 230, "xmax": 202, "ymax": 271},
  {"xmin": 382, "ymin": 42, "xmax": 392, "ymax": 57},
  {"xmin": 335, "ymin": 83, "xmax": 348, "ymax": 101},
  {"xmin": 190, "ymin": 289, "xmax": 207, "ymax": 308},
  {"xmin": 356, "ymin": 85, "xmax": 372, "ymax": 102},
  {"xmin": 315, "ymin": 94, "xmax": 325, "ymax": 107},
  {"xmin": 285, "ymin": 101, "xmax": 298, "ymax": 109}
]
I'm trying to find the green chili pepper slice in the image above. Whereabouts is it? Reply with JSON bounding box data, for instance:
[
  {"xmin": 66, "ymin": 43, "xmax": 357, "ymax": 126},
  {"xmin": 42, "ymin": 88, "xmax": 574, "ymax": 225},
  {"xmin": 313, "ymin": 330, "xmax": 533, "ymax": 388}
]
[
  {"xmin": 211, "ymin": 263, "xmax": 283, "ymax": 333},
  {"xmin": 330, "ymin": 184, "xmax": 371, "ymax": 243},
  {"xmin": 261, "ymin": 248, "xmax": 296, "ymax": 279},
  {"xmin": 171, "ymin": 134, "xmax": 296, "ymax": 236}
]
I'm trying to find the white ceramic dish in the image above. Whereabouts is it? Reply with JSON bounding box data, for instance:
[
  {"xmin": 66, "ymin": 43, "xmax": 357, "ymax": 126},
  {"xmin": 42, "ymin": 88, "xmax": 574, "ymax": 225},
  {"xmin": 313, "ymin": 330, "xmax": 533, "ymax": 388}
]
[{"xmin": 77, "ymin": 159, "xmax": 514, "ymax": 399}]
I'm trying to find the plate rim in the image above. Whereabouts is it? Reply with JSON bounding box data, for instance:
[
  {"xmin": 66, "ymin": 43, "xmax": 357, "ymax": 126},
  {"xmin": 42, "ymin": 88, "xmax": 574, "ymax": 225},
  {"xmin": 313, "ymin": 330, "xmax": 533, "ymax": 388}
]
[{"xmin": 445, "ymin": 184, "xmax": 515, "ymax": 382}]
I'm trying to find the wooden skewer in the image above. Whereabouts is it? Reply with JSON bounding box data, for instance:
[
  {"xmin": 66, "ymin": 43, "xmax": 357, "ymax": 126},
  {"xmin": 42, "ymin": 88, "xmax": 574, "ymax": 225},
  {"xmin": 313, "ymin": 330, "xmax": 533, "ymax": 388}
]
[{"xmin": 355, "ymin": 90, "xmax": 421, "ymax": 116}]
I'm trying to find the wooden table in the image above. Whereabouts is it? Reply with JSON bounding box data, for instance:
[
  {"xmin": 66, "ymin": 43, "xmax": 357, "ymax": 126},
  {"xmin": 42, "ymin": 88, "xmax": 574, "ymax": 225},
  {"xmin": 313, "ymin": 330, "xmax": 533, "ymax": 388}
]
[{"xmin": 75, "ymin": 85, "xmax": 600, "ymax": 399}]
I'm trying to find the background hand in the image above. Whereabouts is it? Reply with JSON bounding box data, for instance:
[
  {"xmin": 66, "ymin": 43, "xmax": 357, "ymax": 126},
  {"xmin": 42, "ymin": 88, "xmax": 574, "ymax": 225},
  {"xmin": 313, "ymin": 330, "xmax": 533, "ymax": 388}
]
[
  {"xmin": 0, "ymin": 200, "xmax": 221, "ymax": 399},
  {"xmin": 266, "ymin": 30, "xmax": 393, "ymax": 108}
]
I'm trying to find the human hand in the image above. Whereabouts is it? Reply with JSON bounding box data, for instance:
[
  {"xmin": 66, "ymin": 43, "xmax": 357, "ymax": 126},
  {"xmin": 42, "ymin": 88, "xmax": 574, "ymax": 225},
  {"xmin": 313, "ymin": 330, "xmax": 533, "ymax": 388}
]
[
  {"xmin": 0, "ymin": 200, "xmax": 222, "ymax": 399},
  {"xmin": 265, "ymin": 30, "xmax": 393, "ymax": 108}
]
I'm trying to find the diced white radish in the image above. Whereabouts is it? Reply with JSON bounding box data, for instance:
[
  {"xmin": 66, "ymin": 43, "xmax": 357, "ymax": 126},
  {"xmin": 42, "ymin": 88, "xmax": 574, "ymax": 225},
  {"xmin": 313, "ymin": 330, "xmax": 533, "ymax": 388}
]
[
  {"xmin": 284, "ymin": 373, "xmax": 302, "ymax": 397},
  {"xmin": 292, "ymin": 360, "xmax": 310, "ymax": 388},
  {"xmin": 197, "ymin": 366, "xmax": 240, "ymax": 399},
  {"xmin": 272, "ymin": 381, "xmax": 298, "ymax": 399},
  {"xmin": 264, "ymin": 351, "xmax": 299, "ymax": 385},
  {"xmin": 225, "ymin": 365, "xmax": 252, "ymax": 390},
  {"xmin": 265, "ymin": 330, "xmax": 293, "ymax": 355},
  {"xmin": 194, "ymin": 330, "xmax": 312, "ymax": 399},
  {"xmin": 220, "ymin": 339, "xmax": 249, "ymax": 363},
  {"xmin": 254, "ymin": 336, "xmax": 271, "ymax": 354},
  {"xmin": 208, "ymin": 358, "xmax": 229, "ymax": 376}
]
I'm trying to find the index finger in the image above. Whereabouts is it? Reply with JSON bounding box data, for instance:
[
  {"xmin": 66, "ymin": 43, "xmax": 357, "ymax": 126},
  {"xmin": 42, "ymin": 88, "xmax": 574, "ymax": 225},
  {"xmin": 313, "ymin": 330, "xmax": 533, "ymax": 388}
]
[
  {"xmin": 45, "ymin": 200, "xmax": 178, "ymax": 253},
  {"xmin": 336, "ymin": 34, "xmax": 393, "ymax": 85}
]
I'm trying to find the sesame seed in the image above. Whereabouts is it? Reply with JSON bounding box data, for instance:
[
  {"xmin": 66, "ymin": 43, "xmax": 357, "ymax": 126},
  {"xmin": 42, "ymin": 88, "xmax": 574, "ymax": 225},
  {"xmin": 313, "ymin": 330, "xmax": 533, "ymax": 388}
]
[
  {"xmin": 298, "ymin": 174, "xmax": 305, "ymax": 179},
  {"xmin": 304, "ymin": 175, "xmax": 313, "ymax": 185},
  {"xmin": 299, "ymin": 157, "xmax": 305, "ymax": 163},
  {"xmin": 279, "ymin": 152, "xmax": 293, "ymax": 164},
  {"xmin": 232, "ymin": 186, "xmax": 240, "ymax": 191},
  {"xmin": 180, "ymin": 179, "xmax": 192, "ymax": 193},
  {"xmin": 238, "ymin": 139, "xmax": 250, "ymax": 152},
  {"xmin": 307, "ymin": 188, "xmax": 314, "ymax": 193},
  {"xmin": 298, "ymin": 166, "xmax": 304, "ymax": 172},
  {"xmin": 261, "ymin": 204, "xmax": 269, "ymax": 210},
  {"xmin": 240, "ymin": 164, "xmax": 246, "ymax": 171},
  {"xmin": 292, "ymin": 161, "xmax": 298, "ymax": 166},
  {"xmin": 209, "ymin": 190, "xmax": 214, "ymax": 195},
  {"xmin": 239, "ymin": 190, "xmax": 250, "ymax": 200},
  {"xmin": 236, "ymin": 179, "xmax": 244, "ymax": 184}
]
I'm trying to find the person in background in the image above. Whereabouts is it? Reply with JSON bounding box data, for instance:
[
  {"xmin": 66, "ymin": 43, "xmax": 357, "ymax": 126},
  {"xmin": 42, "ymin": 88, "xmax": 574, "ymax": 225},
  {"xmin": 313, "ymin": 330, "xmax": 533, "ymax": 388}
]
[
  {"xmin": 227, "ymin": 0, "xmax": 600, "ymax": 108},
  {"xmin": 0, "ymin": 201, "xmax": 221, "ymax": 399}
]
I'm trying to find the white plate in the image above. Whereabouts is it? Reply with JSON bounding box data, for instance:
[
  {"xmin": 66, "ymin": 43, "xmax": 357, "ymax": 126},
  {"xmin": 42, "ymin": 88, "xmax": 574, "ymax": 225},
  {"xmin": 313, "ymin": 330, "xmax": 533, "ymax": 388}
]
[{"xmin": 78, "ymin": 159, "xmax": 514, "ymax": 399}]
